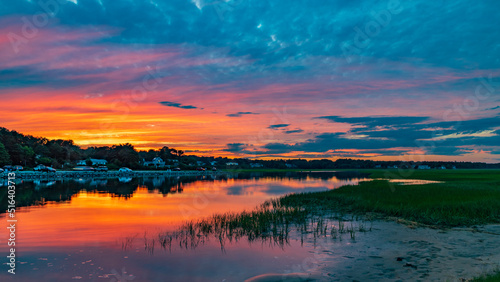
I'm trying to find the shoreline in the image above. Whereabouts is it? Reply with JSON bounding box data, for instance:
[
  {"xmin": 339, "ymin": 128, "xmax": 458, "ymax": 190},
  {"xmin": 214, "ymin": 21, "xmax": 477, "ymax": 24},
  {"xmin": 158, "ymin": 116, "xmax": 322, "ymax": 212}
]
[
  {"xmin": 0, "ymin": 170, "xmax": 224, "ymax": 180},
  {"xmin": 313, "ymin": 219, "xmax": 500, "ymax": 281},
  {"xmin": 241, "ymin": 217, "xmax": 500, "ymax": 281}
]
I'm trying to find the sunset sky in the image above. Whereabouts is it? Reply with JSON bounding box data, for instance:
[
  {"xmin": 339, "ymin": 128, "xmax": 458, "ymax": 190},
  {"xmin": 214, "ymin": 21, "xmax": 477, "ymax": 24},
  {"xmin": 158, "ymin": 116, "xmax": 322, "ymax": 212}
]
[{"xmin": 1, "ymin": 0, "xmax": 499, "ymax": 162}]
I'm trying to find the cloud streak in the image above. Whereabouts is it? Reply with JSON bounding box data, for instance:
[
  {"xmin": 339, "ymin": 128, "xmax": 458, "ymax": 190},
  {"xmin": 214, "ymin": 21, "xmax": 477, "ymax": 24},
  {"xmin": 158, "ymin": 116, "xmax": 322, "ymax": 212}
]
[
  {"xmin": 268, "ymin": 124, "xmax": 290, "ymax": 129},
  {"xmin": 159, "ymin": 101, "xmax": 199, "ymax": 109},
  {"xmin": 226, "ymin": 112, "xmax": 260, "ymax": 117}
]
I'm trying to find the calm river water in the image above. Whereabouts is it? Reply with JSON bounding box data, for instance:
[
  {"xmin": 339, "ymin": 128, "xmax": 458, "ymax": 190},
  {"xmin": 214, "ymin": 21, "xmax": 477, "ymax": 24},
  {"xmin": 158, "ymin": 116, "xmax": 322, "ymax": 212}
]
[{"xmin": 0, "ymin": 171, "xmax": 370, "ymax": 281}]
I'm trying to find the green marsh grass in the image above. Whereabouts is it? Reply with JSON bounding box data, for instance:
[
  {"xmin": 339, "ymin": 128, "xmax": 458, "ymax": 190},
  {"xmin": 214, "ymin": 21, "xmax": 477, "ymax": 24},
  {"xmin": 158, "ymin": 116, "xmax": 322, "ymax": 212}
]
[
  {"xmin": 141, "ymin": 169, "xmax": 499, "ymax": 252},
  {"xmin": 474, "ymin": 271, "xmax": 500, "ymax": 282},
  {"xmin": 278, "ymin": 169, "xmax": 500, "ymax": 226},
  {"xmin": 120, "ymin": 169, "xmax": 500, "ymax": 282}
]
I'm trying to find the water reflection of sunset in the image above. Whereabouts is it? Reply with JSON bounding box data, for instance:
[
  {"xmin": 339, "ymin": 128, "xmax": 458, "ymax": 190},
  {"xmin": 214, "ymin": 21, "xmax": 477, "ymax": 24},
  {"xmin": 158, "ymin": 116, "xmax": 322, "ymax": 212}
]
[{"xmin": 6, "ymin": 176, "xmax": 368, "ymax": 248}]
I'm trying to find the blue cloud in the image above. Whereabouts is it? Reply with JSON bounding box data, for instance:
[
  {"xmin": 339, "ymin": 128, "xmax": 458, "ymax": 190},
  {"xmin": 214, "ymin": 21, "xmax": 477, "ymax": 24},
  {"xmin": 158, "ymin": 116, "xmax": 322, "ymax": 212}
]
[
  {"xmin": 159, "ymin": 101, "xmax": 198, "ymax": 109},
  {"xmin": 223, "ymin": 143, "xmax": 246, "ymax": 152},
  {"xmin": 285, "ymin": 129, "xmax": 304, "ymax": 134},
  {"xmin": 268, "ymin": 124, "xmax": 290, "ymax": 129},
  {"xmin": 226, "ymin": 112, "xmax": 260, "ymax": 117},
  {"xmin": 2, "ymin": 0, "xmax": 499, "ymax": 97},
  {"xmin": 3, "ymin": 0, "xmax": 499, "ymax": 70},
  {"xmin": 317, "ymin": 116, "xmax": 429, "ymax": 129},
  {"xmin": 485, "ymin": 106, "xmax": 500, "ymax": 111},
  {"xmin": 260, "ymin": 115, "xmax": 500, "ymax": 157}
]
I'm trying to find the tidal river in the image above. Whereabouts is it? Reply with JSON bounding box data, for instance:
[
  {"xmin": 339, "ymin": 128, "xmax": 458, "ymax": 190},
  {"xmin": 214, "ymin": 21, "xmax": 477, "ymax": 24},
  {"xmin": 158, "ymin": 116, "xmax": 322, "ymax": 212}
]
[{"xmin": 0, "ymin": 171, "xmax": 369, "ymax": 281}]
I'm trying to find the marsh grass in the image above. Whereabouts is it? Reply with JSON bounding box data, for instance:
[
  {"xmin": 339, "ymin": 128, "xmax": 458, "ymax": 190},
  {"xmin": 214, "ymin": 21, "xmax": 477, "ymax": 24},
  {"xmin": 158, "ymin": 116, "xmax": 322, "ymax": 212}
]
[
  {"xmin": 278, "ymin": 170, "xmax": 500, "ymax": 227},
  {"xmin": 473, "ymin": 271, "xmax": 500, "ymax": 282},
  {"xmin": 142, "ymin": 202, "xmax": 369, "ymax": 253},
  {"xmin": 122, "ymin": 234, "xmax": 138, "ymax": 250},
  {"xmin": 133, "ymin": 170, "xmax": 499, "ymax": 253}
]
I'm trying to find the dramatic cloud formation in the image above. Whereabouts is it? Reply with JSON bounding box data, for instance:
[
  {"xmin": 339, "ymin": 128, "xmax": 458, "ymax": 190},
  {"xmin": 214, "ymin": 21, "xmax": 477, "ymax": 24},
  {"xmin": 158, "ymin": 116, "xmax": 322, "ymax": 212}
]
[
  {"xmin": 260, "ymin": 115, "xmax": 500, "ymax": 159},
  {"xmin": 0, "ymin": 0, "xmax": 499, "ymax": 161}
]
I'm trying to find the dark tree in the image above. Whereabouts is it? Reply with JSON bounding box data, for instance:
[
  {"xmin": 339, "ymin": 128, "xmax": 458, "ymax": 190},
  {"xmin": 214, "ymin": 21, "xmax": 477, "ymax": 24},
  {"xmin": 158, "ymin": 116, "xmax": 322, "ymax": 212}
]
[{"xmin": 0, "ymin": 142, "xmax": 11, "ymax": 165}]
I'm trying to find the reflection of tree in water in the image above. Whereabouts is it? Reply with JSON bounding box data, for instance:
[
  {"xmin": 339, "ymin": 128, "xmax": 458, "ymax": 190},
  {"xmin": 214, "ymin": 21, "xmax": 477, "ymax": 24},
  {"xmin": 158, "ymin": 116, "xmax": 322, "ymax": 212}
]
[
  {"xmin": 0, "ymin": 171, "xmax": 368, "ymax": 214},
  {"xmin": 0, "ymin": 176, "xmax": 196, "ymax": 212},
  {"xmin": 243, "ymin": 171, "xmax": 369, "ymax": 181}
]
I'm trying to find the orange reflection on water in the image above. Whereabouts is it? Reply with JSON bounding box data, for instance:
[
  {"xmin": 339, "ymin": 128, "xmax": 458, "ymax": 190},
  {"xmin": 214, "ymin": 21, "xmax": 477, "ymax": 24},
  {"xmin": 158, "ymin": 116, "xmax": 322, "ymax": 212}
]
[{"xmin": 9, "ymin": 176, "xmax": 367, "ymax": 248}]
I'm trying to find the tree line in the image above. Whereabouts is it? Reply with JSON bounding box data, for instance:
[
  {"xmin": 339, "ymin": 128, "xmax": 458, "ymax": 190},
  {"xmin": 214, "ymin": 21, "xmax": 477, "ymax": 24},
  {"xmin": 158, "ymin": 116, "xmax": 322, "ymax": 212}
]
[{"xmin": 0, "ymin": 127, "xmax": 498, "ymax": 170}]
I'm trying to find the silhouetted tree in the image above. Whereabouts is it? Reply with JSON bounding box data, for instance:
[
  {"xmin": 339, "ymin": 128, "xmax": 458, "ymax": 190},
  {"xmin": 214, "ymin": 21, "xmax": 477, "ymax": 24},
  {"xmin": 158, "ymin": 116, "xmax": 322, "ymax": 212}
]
[
  {"xmin": 177, "ymin": 150, "xmax": 184, "ymax": 157},
  {"xmin": 0, "ymin": 142, "xmax": 11, "ymax": 165}
]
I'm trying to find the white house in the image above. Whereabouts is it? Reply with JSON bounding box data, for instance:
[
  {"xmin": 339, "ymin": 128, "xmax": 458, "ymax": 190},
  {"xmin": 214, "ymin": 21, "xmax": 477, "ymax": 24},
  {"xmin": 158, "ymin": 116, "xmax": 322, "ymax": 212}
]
[
  {"xmin": 77, "ymin": 159, "xmax": 108, "ymax": 166},
  {"xmin": 91, "ymin": 159, "xmax": 108, "ymax": 165},
  {"xmin": 418, "ymin": 165, "xmax": 431, "ymax": 170},
  {"xmin": 226, "ymin": 162, "xmax": 239, "ymax": 166},
  {"xmin": 143, "ymin": 157, "xmax": 166, "ymax": 168}
]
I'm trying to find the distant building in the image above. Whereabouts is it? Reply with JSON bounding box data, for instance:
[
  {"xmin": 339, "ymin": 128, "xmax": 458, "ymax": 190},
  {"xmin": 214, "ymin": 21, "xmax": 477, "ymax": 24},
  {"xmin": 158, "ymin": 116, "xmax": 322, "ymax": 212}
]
[
  {"xmin": 250, "ymin": 163, "xmax": 264, "ymax": 168},
  {"xmin": 77, "ymin": 159, "xmax": 108, "ymax": 166},
  {"xmin": 91, "ymin": 159, "xmax": 108, "ymax": 165},
  {"xmin": 418, "ymin": 165, "xmax": 431, "ymax": 170},
  {"xmin": 143, "ymin": 157, "xmax": 166, "ymax": 168},
  {"xmin": 226, "ymin": 162, "xmax": 239, "ymax": 166},
  {"xmin": 439, "ymin": 166, "xmax": 447, "ymax": 170},
  {"xmin": 210, "ymin": 161, "xmax": 218, "ymax": 166}
]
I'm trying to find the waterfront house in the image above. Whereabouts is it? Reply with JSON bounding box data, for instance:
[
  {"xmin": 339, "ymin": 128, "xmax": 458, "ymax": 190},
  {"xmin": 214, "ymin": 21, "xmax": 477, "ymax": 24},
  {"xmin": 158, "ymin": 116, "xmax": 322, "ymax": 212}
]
[
  {"xmin": 77, "ymin": 159, "xmax": 108, "ymax": 166},
  {"xmin": 142, "ymin": 157, "xmax": 166, "ymax": 168},
  {"xmin": 91, "ymin": 159, "xmax": 108, "ymax": 165}
]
